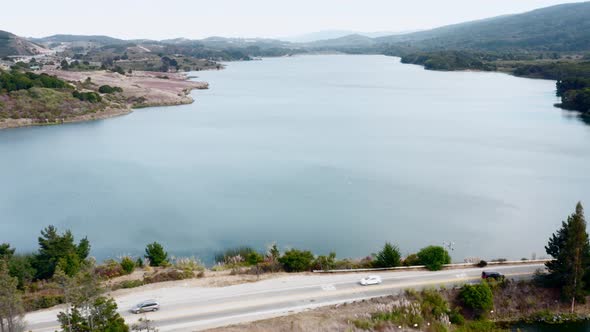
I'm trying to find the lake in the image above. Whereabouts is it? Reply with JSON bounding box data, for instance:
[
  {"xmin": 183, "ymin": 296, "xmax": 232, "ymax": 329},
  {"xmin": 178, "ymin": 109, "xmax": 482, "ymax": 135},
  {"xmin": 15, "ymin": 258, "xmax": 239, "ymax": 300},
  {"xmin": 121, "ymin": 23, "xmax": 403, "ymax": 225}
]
[{"xmin": 1, "ymin": 55, "xmax": 589, "ymax": 263}]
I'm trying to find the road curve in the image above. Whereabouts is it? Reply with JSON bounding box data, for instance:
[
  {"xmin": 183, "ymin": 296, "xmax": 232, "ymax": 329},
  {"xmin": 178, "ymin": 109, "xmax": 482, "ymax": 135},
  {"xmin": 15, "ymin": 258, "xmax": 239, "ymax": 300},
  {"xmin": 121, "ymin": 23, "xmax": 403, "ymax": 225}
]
[{"xmin": 25, "ymin": 263, "xmax": 544, "ymax": 331}]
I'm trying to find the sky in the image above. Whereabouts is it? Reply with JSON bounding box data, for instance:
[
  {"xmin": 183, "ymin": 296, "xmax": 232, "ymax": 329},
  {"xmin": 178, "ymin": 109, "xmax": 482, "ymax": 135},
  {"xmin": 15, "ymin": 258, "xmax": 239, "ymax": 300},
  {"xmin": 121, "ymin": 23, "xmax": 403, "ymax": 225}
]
[{"xmin": 2, "ymin": 0, "xmax": 588, "ymax": 40}]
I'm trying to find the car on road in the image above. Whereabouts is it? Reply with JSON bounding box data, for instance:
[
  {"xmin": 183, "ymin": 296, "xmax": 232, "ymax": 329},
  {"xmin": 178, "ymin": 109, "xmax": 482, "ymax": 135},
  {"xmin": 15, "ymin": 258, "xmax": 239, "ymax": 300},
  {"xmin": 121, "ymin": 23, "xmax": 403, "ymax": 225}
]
[
  {"xmin": 131, "ymin": 300, "xmax": 160, "ymax": 314},
  {"xmin": 482, "ymin": 271, "xmax": 505, "ymax": 281},
  {"xmin": 360, "ymin": 275, "xmax": 382, "ymax": 286}
]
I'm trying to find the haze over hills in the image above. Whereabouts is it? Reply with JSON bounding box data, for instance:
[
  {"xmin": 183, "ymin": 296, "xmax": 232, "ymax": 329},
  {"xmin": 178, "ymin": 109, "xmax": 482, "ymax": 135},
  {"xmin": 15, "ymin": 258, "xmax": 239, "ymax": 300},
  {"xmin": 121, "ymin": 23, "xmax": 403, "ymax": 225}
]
[
  {"xmin": 372, "ymin": 1, "xmax": 590, "ymax": 52},
  {"xmin": 0, "ymin": 30, "xmax": 49, "ymax": 56},
  {"xmin": 281, "ymin": 30, "xmax": 409, "ymax": 43},
  {"xmin": 1, "ymin": 1, "xmax": 590, "ymax": 58}
]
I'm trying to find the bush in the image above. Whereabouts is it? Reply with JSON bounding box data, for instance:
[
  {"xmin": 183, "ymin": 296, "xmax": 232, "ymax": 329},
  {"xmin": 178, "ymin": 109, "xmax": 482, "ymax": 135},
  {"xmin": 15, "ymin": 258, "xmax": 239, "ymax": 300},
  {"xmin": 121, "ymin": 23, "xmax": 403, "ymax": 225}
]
[
  {"xmin": 477, "ymin": 260, "xmax": 488, "ymax": 268},
  {"xmin": 95, "ymin": 260, "xmax": 124, "ymax": 279},
  {"xmin": 145, "ymin": 242, "xmax": 168, "ymax": 267},
  {"xmin": 312, "ymin": 252, "xmax": 336, "ymax": 271},
  {"xmin": 112, "ymin": 279, "xmax": 144, "ymax": 290},
  {"xmin": 459, "ymin": 282, "xmax": 494, "ymax": 318},
  {"xmin": 417, "ymin": 246, "xmax": 451, "ymax": 271},
  {"xmin": 120, "ymin": 256, "xmax": 135, "ymax": 275},
  {"xmin": 72, "ymin": 90, "xmax": 102, "ymax": 103},
  {"xmin": 278, "ymin": 249, "xmax": 314, "ymax": 272},
  {"xmin": 144, "ymin": 269, "xmax": 193, "ymax": 283},
  {"xmin": 373, "ymin": 243, "xmax": 402, "ymax": 268},
  {"xmin": 245, "ymin": 252, "xmax": 264, "ymax": 266},
  {"xmin": 98, "ymin": 85, "xmax": 123, "ymax": 94},
  {"xmin": 403, "ymin": 254, "xmax": 420, "ymax": 267},
  {"xmin": 214, "ymin": 247, "xmax": 256, "ymax": 265},
  {"xmin": 172, "ymin": 257, "xmax": 205, "ymax": 272},
  {"xmin": 449, "ymin": 308, "xmax": 466, "ymax": 325},
  {"xmin": 24, "ymin": 294, "xmax": 64, "ymax": 311}
]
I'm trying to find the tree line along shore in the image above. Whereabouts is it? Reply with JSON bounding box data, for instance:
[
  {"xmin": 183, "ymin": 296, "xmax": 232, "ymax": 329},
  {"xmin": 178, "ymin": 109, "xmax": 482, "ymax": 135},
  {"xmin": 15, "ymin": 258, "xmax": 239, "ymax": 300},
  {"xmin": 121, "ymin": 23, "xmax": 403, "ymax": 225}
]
[{"xmin": 1, "ymin": 201, "xmax": 589, "ymax": 332}]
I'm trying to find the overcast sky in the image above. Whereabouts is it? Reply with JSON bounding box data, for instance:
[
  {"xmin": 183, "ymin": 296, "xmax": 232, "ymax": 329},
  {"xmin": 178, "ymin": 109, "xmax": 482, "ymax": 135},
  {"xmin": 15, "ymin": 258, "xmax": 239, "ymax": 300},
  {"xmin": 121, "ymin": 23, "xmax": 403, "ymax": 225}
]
[{"xmin": 2, "ymin": 0, "xmax": 588, "ymax": 40}]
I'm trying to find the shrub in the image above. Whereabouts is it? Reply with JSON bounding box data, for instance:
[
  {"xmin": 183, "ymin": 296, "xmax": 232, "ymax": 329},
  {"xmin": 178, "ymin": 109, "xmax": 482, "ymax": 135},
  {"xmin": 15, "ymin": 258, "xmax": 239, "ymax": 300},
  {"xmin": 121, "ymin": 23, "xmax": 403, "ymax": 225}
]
[
  {"xmin": 417, "ymin": 246, "xmax": 451, "ymax": 271},
  {"xmin": 420, "ymin": 288, "xmax": 450, "ymax": 319},
  {"xmin": 145, "ymin": 242, "xmax": 168, "ymax": 267},
  {"xmin": 120, "ymin": 256, "xmax": 135, "ymax": 275},
  {"xmin": 403, "ymin": 254, "xmax": 420, "ymax": 267},
  {"xmin": 312, "ymin": 252, "xmax": 336, "ymax": 271},
  {"xmin": 278, "ymin": 249, "xmax": 314, "ymax": 272},
  {"xmin": 245, "ymin": 252, "xmax": 264, "ymax": 266},
  {"xmin": 449, "ymin": 308, "xmax": 465, "ymax": 325},
  {"xmin": 144, "ymin": 269, "xmax": 193, "ymax": 283},
  {"xmin": 112, "ymin": 279, "xmax": 144, "ymax": 290},
  {"xmin": 72, "ymin": 90, "xmax": 102, "ymax": 103},
  {"xmin": 95, "ymin": 260, "xmax": 124, "ymax": 279},
  {"xmin": 459, "ymin": 282, "xmax": 494, "ymax": 318},
  {"xmin": 477, "ymin": 260, "xmax": 488, "ymax": 268},
  {"xmin": 135, "ymin": 258, "xmax": 144, "ymax": 268},
  {"xmin": 172, "ymin": 257, "xmax": 205, "ymax": 272},
  {"xmin": 215, "ymin": 247, "xmax": 255, "ymax": 265},
  {"xmin": 23, "ymin": 294, "xmax": 64, "ymax": 311},
  {"xmin": 98, "ymin": 85, "xmax": 123, "ymax": 94},
  {"xmin": 373, "ymin": 243, "xmax": 401, "ymax": 268}
]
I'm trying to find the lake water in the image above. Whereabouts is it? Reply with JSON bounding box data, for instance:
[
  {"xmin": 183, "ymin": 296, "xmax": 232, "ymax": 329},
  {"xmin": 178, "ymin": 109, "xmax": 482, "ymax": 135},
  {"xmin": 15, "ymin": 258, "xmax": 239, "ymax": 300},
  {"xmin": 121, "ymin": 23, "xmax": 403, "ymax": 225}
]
[{"xmin": 1, "ymin": 55, "xmax": 589, "ymax": 263}]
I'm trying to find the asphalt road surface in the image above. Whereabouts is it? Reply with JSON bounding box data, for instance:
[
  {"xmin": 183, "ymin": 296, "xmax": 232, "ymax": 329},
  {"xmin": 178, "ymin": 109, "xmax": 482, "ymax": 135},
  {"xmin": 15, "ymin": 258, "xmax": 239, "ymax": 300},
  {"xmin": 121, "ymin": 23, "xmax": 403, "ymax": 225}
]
[{"xmin": 25, "ymin": 263, "xmax": 544, "ymax": 331}]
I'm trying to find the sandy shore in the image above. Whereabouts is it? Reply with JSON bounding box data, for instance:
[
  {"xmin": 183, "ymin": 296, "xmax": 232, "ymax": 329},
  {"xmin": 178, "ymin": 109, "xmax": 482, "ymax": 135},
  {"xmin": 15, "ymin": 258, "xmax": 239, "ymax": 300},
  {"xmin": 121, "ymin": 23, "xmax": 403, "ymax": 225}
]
[{"xmin": 0, "ymin": 70, "xmax": 209, "ymax": 130}]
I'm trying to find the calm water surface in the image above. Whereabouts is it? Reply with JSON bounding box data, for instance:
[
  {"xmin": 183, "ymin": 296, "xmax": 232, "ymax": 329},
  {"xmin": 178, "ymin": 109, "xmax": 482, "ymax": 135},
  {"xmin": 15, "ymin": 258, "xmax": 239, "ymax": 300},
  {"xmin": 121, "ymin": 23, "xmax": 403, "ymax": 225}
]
[{"xmin": 1, "ymin": 55, "xmax": 589, "ymax": 262}]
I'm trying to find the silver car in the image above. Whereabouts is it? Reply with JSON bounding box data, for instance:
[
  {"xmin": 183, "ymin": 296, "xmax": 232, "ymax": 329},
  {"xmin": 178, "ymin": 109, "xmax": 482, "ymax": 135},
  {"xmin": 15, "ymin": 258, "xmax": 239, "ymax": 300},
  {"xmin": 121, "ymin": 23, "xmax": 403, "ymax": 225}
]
[{"xmin": 131, "ymin": 300, "xmax": 160, "ymax": 314}]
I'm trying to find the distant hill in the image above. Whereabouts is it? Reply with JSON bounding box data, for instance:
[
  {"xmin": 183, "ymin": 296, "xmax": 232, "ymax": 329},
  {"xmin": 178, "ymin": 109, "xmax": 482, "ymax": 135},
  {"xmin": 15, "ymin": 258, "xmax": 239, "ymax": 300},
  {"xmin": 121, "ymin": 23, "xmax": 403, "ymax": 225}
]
[
  {"xmin": 283, "ymin": 30, "xmax": 406, "ymax": 43},
  {"xmin": 0, "ymin": 30, "xmax": 49, "ymax": 57},
  {"xmin": 31, "ymin": 34, "xmax": 127, "ymax": 45},
  {"xmin": 375, "ymin": 2, "xmax": 590, "ymax": 52},
  {"xmin": 304, "ymin": 34, "xmax": 378, "ymax": 49}
]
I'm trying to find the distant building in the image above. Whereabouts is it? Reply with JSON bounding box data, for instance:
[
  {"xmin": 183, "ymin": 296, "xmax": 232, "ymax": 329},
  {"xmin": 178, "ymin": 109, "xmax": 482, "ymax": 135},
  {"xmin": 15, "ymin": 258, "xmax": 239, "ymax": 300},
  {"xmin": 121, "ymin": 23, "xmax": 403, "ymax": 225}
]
[{"xmin": 29, "ymin": 65, "xmax": 41, "ymax": 71}]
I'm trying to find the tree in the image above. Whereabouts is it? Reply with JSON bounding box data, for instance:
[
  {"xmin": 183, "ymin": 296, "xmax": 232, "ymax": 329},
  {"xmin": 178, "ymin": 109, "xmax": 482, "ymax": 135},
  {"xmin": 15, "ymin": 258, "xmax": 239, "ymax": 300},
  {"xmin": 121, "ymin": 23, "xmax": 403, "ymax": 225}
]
[
  {"xmin": 278, "ymin": 249, "xmax": 314, "ymax": 272},
  {"xmin": 373, "ymin": 243, "xmax": 401, "ymax": 268},
  {"xmin": 144, "ymin": 242, "xmax": 168, "ymax": 267},
  {"xmin": 0, "ymin": 262, "xmax": 24, "ymax": 332},
  {"xmin": 34, "ymin": 225, "xmax": 90, "ymax": 279},
  {"xmin": 545, "ymin": 202, "xmax": 590, "ymax": 311},
  {"xmin": 417, "ymin": 246, "xmax": 451, "ymax": 271},
  {"xmin": 313, "ymin": 252, "xmax": 337, "ymax": 271},
  {"xmin": 58, "ymin": 296, "xmax": 128, "ymax": 332},
  {"xmin": 0, "ymin": 244, "xmax": 14, "ymax": 262}
]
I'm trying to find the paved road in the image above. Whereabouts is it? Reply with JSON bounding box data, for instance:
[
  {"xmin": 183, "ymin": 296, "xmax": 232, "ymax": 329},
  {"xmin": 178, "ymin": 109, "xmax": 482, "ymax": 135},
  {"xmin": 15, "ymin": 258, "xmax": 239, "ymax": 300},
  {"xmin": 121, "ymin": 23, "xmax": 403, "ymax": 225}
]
[{"xmin": 25, "ymin": 264, "xmax": 544, "ymax": 331}]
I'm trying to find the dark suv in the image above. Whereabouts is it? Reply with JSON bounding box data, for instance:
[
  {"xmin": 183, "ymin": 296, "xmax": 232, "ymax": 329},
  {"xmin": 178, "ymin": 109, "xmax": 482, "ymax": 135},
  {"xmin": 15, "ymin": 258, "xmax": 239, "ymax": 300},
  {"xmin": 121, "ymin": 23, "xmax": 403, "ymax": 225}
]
[{"xmin": 482, "ymin": 271, "xmax": 505, "ymax": 281}]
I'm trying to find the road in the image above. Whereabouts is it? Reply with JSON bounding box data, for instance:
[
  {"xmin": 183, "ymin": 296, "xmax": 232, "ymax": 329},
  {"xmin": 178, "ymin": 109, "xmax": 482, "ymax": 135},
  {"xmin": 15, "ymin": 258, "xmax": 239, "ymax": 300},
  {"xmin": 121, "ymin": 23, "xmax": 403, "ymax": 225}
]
[{"xmin": 25, "ymin": 264, "xmax": 544, "ymax": 331}]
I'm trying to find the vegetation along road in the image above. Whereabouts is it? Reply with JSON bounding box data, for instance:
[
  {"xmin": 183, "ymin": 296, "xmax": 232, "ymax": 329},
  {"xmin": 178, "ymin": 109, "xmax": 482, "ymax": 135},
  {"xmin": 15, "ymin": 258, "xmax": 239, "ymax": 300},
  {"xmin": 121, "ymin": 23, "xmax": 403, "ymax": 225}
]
[{"xmin": 25, "ymin": 263, "xmax": 543, "ymax": 331}]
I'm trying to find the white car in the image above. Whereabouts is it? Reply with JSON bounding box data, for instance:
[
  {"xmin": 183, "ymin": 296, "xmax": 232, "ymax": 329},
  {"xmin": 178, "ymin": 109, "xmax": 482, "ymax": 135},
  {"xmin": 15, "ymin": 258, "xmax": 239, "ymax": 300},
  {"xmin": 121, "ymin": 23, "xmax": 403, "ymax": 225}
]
[
  {"xmin": 360, "ymin": 275, "xmax": 382, "ymax": 286},
  {"xmin": 131, "ymin": 300, "xmax": 160, "ymax": 314}
]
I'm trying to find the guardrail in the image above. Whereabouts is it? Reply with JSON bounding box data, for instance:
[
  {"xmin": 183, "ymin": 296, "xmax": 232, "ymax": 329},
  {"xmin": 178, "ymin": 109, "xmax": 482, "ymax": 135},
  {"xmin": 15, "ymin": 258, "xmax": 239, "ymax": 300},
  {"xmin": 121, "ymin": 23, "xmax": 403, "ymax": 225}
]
[{"xmin": 312, "ymin": 259, "xmax": 551, "ymax": 273}]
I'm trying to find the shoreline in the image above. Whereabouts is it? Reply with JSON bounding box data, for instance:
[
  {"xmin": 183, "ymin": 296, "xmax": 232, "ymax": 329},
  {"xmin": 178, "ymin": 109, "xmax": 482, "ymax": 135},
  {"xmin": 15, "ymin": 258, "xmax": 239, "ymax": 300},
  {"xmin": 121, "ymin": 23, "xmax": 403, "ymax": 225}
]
[{"xmin": 0, "ymin": 70, "xmax": 210, "ymax": 130}]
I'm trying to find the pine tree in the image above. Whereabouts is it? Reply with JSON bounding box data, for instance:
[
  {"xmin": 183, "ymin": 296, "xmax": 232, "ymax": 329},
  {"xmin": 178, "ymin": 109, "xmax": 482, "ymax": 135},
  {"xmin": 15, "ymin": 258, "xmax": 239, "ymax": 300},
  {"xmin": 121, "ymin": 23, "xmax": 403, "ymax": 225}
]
[
  {"xmin": 0, "ymin": 262, "xmax": 24, "ymax": 332},
  {"xmin": 545, "ymin": 202, "xmax": 590, "ymax": 312}
]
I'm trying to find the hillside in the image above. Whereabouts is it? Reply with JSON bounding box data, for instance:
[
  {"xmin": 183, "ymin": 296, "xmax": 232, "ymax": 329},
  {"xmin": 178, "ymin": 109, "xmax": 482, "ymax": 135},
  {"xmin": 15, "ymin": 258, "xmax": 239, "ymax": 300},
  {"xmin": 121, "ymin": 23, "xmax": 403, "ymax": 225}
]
[
  {"xmin": 0, "ymin": 30, "xmax": 49, "ymax": 57},
  {"xmin": 375, "ymin": 2, "xmax": 590, "ymax": 52}
]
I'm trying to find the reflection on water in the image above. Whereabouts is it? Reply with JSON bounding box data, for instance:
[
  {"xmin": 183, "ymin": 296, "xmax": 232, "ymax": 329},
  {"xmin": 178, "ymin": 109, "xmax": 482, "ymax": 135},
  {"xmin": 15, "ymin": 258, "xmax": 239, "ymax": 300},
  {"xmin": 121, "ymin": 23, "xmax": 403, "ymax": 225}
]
[{"xmin": 1, "ymin": 55, "xmax": 590, "ymax": 263}]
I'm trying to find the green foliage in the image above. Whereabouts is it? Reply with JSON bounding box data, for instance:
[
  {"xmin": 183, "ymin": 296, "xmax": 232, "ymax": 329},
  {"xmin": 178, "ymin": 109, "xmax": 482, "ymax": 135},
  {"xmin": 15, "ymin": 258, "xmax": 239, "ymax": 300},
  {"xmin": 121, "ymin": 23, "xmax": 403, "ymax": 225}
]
[
  {"xmin": 401, "ymin": 51, "xmax": 497, "ymax": 71},
  {"xmin": 7, "ymin": 254, "xmax": 35, "ymax": 290},
  {"xmin": 98, "ymin": 85, "xmax": 123, "ymax": 94},
  {"xmin": 459, "ymin": 282, "xmax": 494, "ymax": 318},
  {"xmin": 0, "ymin": 261, "xmax": 25, "ymax": 332},
  {"xmin": 245, "ymin": 252, "xmax": 264, "ymax": 266},
  {"xmin": 313, "ymin": 252, "xmax": 337, "ymax": 271},
  {"xmin": 278, "ymin": 249, "xmax": 314, "ymax": 272},
  {"xmin": 373, "ymin": 242, "xmax": 402, "ymax": 268},
  {"xmin": 544, "ymin": 202, "xmax": 590, "ymax": 305},
  {"xmin": 144, "ymin": 242, "xmax": 168, "ymax": 267},
  {"xmin": 33, "ymin": 225, "xmax": 90, "ymax": 280},
  {"xmin": 417, "ymin": 246, "xmax": 451, "ymax": 271},
  {"xmin": 214, "ymin": 247, "xmax": 256, "ymax": 265},
  {"xmin": 403, "ymin": 254, "xmax": 420, "ymax": 267},
  {"xmin": 120, "ymin": 257, "xmax": 135, "ymax": 275},
  {"xmin": 0, "ymin": 243, "xmax": 15, "ymax": 261},
  {"xmin": 58, "ymin": 296, "xmax": 129, "ymax": 332},
  {"xmin": 112, "ymin": 279, "xmax": 144, "ymax": 290},
  {"xmin": 72, "ymin": 90, "xmax": 102, "ymax": 103},
  {"xmin": 0, "ymin": 70, "xmax": 70, "ymax": 93}
]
